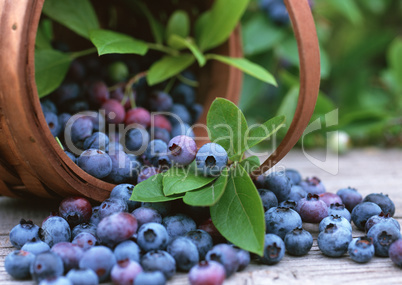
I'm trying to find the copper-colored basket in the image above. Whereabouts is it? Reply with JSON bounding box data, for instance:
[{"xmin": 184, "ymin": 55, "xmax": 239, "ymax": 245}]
[{"xmin": 0, "ymin": 0, "xmax": 319, "ymax": 201}]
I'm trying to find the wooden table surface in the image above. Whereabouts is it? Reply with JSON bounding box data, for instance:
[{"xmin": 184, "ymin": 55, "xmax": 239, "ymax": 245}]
[{"xmin": 1, "ymin": 148, "xmax": 401, "ymax": 285}]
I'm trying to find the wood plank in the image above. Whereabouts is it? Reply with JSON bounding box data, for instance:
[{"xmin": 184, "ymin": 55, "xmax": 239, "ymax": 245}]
[{"xmin": 0, "ymin": 149, "xmax": 401, "ymax": 285}]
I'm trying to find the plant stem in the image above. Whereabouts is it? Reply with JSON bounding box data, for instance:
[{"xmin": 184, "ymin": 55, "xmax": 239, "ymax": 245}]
[
  {"xmin": 177, "ymin": 73, "xmax": 199, "ymax": 87},
  {"xmin": 70, "ymin": 47, "xmax": 97, "ymax": 59},
  {"xmin": 147, "ymin": 43, "xmax": 179, "ymax": 56},
  {"xmin": 122, "ymin": 71, "xmax": 148, "ymax": 109},
  {"xmin": 164, "ymin": 77, "xmax": 176, "ymax": 93}
]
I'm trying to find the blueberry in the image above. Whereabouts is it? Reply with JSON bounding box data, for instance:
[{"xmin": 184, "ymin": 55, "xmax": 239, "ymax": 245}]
[
  {"xmin": 140, "ymin": 250, "xmax": 176, "ymax": 279},
  {"xmin": 66, "ymin": 268, "xmax": 99, "ymax": 285},
  {"xmin": 39, "ymin": 277, "xmax": 73, "ymax": 285},
  {"xmin": 83, "ymin": 132, "xmax": 109, "ymax": 152},
  {"xmin": 97, "ymin": 212, "xmax": 138, "ymax": 247},
  {"xmin": 319, "ymin": 192, "xmax": 342, "ymax": 207},
  {"xmin": 337, "ymin": 187, "xmax": 362, "ymax": 212},
  {"xmin": 263, "ymin": 171, "xmax": 292, "ymax": 202},
  {"xmin": 86, "ymin": 80, "xmax": 110, "ymax": 107},
  {"xmin": 151, "ymin": 114, "xmax": 172, "ymax": 132},
  {"xmin": 64, "ymin": 151, "xmax": 77, "ymax": 164},
  {"xmin": 367, "ymin": 222, "xmax": 402, "ymax": 256},
  {"xmin": 21, "ymin": 238, "xmax": 51, "ymax": 255},
  {"xmin": 258, "ymin": 189, "xmax": 279, "ymax": 211},
  {"xmin": 111, "ymin": 259, "xmax": 143, "ymax": 285},
  {"xmin": 389, "ymin": 239, "xmax": 402, "ymax": 267},
  {"xmin": 137, "ymin": 167, "xmax": 159, "ymax": 184},
  {"xmin": 206, "ymin": 244, "xmax": 239, "ymax": 277},
  {"xmin": 148, "ymin": 91, "xmax": 173, "ymax": 112},
  {"xmin": 171, "ymin": 84, "xmax": 195, "ymax": 107},
  {"xmin": 44, "ymin": 111, "xmax": 61, "ymax": 137},
  {"xmin": 287, "ymin": 185, "xmax": 307, "ymax": 202},
  {"xmin": 185, "ymin": 229, "xmax": 214, "ymax": 260},
  {"xmin": 5, "ymin": 250, "xmax": 35, "ymax": 279},
  {"xmin": 149, "ymin": 127, "xmax": 171, "ymax": 144},
  {"xmin": 171, "ymin": 123, "xmax": 195, "ymax": 138},
  {"xmin": 169, "ymin": 104, "xmax": 192, "ymax": 125},
  {"xmin": 89, "ymin": 206, "xmax": 101, "ymax": 226},
  {"xmin": 328, "ymin": 203, "xmax": 351, "ymax": 222},
  {"xmin": 296, "ymin": 193, "xmax": 328, "ymax": 224},
  {"xmin": 59, "ymin": 197, "xmax": 92, "ymax": 228},
  {"xmin": 188, "ymin": 260, "xmax": 226, "ymax": 285},
  {"xmin": 9, "ymin": 219, "xmax": 40, "ymax": 249},
  {"xmin": 41, "ymin": 99, "xmax": 58, "ymax": 114},
  {"xmin": 317, "ymin": 224, "xmax": 352, "ymax": 257},
  {"xmin": 114, "ymin": 240, "xmax": 141, "ymax": 263},
  {"xmin": 145, "ymin": 140, "xmax": 170, "ymax": 168},
  {"xmin": 72, "ymin": 232, "xmax": 97, "ymax": 251},
  {"xmin": 278, "ymin": 200, "xmax": 297, "ymax": 210},
  {"xmin": 319, "ymin": 215, "xmax": 352, "ymax": 233},
  {"xmin": 233, "ymin": 247, "xmax": 250, "ymax": 271},
  {"xmin": 105, "ymin": 151, "xmax": 136, "ymax": 184},
  {"xmin": 284, "ymin": 169, "xmax": 302, "ymax": 185},
  {"xmin": 299, "ymin": 177, "xmax": 325, "ymax": 195},
  {"xmin": 196, "ymin": 143, "xmax": 228, "ymax": 177},
  {"xmin": 79, "ymin": 246, "xmax": 117, "ymax": 282},
  {"xmin": 30, "ymin": 251, "xmax": 64, "ymax": 283},
  {"xmin": 65, "ymin": 100, "xmax": 90, "ymax": 115},
  {"xmin": 41, "ymin": 216, "xmax": 71, "ymax": 247},
  {"xmin": 365, "ymin": 212, "xmax": 400, "ymax": 233},
  {"xmin": 284, "ymin": 227, "xmax": 313, "ymax": 256},
  {"xmin": 168, "ymin": 135, "xmax": 197, "ymax": 166},
  {"xmin": 362, "ymin": 193, "xmax": 395, "ymax": 217},
  {"xmin": 132, "ymin": 207, "xmax": 162, "ymax": 228},
  {"xmin": 125, "ymin": 127, "xmax": 150, "ymax": 154},
  {"xmin": 351, "ymin": 202, "xmax": 382, "ymax": 231},
  {"xmin": 265, "ymin": 207, "xmax": 302, "ymax": 239},
  {"xmin": 259, "ymin": 234, "xmax": 285, "ymax": 265},
  {"xmin": 189, "ymin": 103, "xmax": 203, "ymax": 124},
  {"xmin": 125, "ymin": 107, "xmax": 151, "ymax": 128},
  {"xmin": 137, "ymin": 222, "xmax": 169, "ymax": 252},
  {"xmin": 134, "ymin": 271, "xmax": 166, "ymax": 285},
  {"xmin": 98, "ymin": 198, "xmax": 128, "ymax": 220},
  {"xmin": 51, "ymin": 242, "xmax": 84, "ymax": 272},
  {"xmin": 71, "ymin": 222, "xmax": 97, "ymax": 239},
  {"xmin": 167, "ymin": 237, "xmax": 199, "ymax": 272},
  {"xmin": 198, "ymin": 218, "xmax": 226, "ymax": 244},
  {"xmin": 163, "ymin": 214, "xmax": 197, "ymax": 238},
  {"xmin": 67, "ymin": 116, "xmax": 94, "ymax": 149},
  {"xmin": 348, "ymin": 236, "xmax": 375, "ymax": 263},
  {"xmin": 110, "ymin": 184, "xmax": 140, "ymax": 212},
  {"xmin": 77, "ymin": 149, "xmax": 112, "ymax": 179}
]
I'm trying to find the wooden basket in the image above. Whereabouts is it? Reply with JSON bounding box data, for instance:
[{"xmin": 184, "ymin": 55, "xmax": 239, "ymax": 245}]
[{"xmin": 0, "ymin": 0, "xmax": 319, "ymax": 201}]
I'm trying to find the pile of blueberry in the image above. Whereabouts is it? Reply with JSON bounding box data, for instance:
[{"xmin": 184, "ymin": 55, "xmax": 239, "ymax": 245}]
[
  {"xmin": 41, "ymin": 52, "xmax": 203, "ymax": 183},
  {"xmin": 5, "ymin": 168, "xmax": 402, "ymax": 285}
]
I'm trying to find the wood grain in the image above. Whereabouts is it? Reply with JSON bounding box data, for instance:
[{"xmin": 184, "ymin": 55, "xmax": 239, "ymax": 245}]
[{"xmin": 1, "ymin": 149, "xmax": 402, "ymax": 284}]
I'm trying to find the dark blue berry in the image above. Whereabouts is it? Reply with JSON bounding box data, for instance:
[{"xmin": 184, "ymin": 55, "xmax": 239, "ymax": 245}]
[
  {"xmin": 79, "ymin": 246, "xmax": 117, "ymax": 282},
  {"xmin": 71, "ymin": 223, "xmax": 97, "ymax": 239},
  {"xmin": 188, "ymin": 260, "xmax": 225, "ymax": 285},
  {"xmin": 258, "ymin": 189, "xmax": 278, "ymax": 211},
  {"xmin": 287, "ymin": 185, "xmax": 307, "ymax": 202},
  {"xmin": 5, "ymin": 250, "xmax": 35, "ymax": 279},
  {"xmin": 196, "ymin": 143, "xmax": 228, "ymax": 177},
  {"xmin": 365, "ymin": 212, "xmax": 400, "ymax": 233},
  {"xmin": 9, "ymin": 219, "xmax": 40, "ymax": 249},
  {"xmin": 284, "ymin": 169, "xmax": 302, "ymax": 185},
  {"xmin": 41, "ymin": 216, "xmax": 71, "ymax": 247},
  {"xmin": 110, "ymin": 184, "xmax": 140, "ymax": 212},
  {"xmin": 185, "ymin": 229, "xmax": 214, "ymax": 260},
  {"xmin": 351, "ymin": 202, "xmax": 382, "ymax": 231},
  {"xmin": 41, "ymin": 99, "xmax": 58, "ymax": 114},
  {"xmin": 284, "ymin": 227, "xmax": 313, "ymax": 256},
  {"xmin": 263, "ymin": 172, "xmax": 291, "ymax": 202},
  {"xmin": 149, "ymin": 127, "xmax": 171, "ymax": 144},
  {"xmin": 259, "ymin": 234, "xmax": 285, "ymax": 265},
  {"xmin": 148, "ymin": 91, "xmax": 173, "ymax": 112},
  {"xmin": 190, "ymin": 103, "xmax": 203, "ymax": 124},
  {"xmin": 67, "ymin": 116, "xmax": 93, "ymax": 149},
  {"xmin": 83, "ymin": 132, "xmax": 109, "ymax": 151},
  {"xmin": 137, "ymin": 222, "xmax": 169, "ymax": 252},
  {"xmin": 171, "ymin": 84, "xmax": 195, "ymax": 107},
  {"xmin": 114, "ymin": 240, "xmax": 141, "ymax": 263},
  {"xmin": 125, "ymin": 127, "xmax": 150, "ymax": 154},
  {"xmin": 169, "ymin": 104, "xmax": 192, "ymax": 125},
  {"xmin": 140, "ymin": 250, "xmax": 176, "ymax": 279},
  {"xmin": 206, "ymin": 244, "xmax": 239, "ymax": 277},
  {"xmin": 137, "ymin": 167, "xmax": 159, "ymax": 184},
  {"xmin": 171, "ymin": 123, "xmax": 195, "ymax": 138},
  {"xmin": 337, "ymin": 187, "xmax": 362, "ymax": 212},
  {"xmin": 77, "ymin": 149, "xmax": 112, "ymax": 179},
  {"xmin": 299, "ymin": 177, "xmax": 325, "ymax": 195},
  {"xmin": 317, "ymin": 224, "xmax": 352, "ymax": 257},
  {"xmin": 64, "ymin": 151, "xmax": 76, "ymax": 164},
  {"xmin": 265, "ymin": 207, "xmax": 302, "ymax": 239},
  {"xmin": 105, "ymin": 151, "xmax": 135, "ymax": 184},
  {"xmin": 278, "ymin": 200, "xmax": 297, "ymax": 210},
  {"xmin": 167, "ymin": 237, "xmax": 199, "ymax": 271},
  {"xmin": 348, "ymin": 236, "xmax": 375, "ymax": 263},
  {"xmin": 367, "ymin": 222, "xmax": 402, "ymax": 257},
  {"xmin": 142, "ymin": 201, "xmax": 174, "ymax": 217},
  {"xmin": 145, "ymin": 140, "xmax": 170, "ymax": 168},
  {"xmin": 163, "ymin": 214, "xmax": 197, "ymax": 238},
  {"xmin": 44, "ymin": 111, "xmax": 61, "ymax": 137},
  {"xmin": 30, "ymin": 251, "xmax": 64, "ymax": 283},
  {"xmin": 362, "ymin": 193, "xmax": 395, "ymax": 217}
]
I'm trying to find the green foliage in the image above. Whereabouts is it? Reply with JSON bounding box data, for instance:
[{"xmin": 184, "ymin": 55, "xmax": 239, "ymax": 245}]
[
  {"xmin": 166, "ymin": 10, "xmax": 190, "ymax": 45},
  {"xmin": 130, "ymin": 174, "xmax": 183, "ymax": 202},
  {"xmin": 147, "ymin": 55, "xmax": 195, "ymax": 85}
]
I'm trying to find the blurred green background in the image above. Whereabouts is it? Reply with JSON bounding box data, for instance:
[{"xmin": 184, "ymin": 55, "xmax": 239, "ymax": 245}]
[{"xmin": 240, "ymin": 0, "xmax": 402, "ymax": 148}]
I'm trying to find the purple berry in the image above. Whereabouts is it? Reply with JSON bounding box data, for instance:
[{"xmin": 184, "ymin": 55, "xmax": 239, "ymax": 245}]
[
  {"xmin": 167, "ymin": 135, "xmax": 197, "ymax": 166},
  {"xmin": 111, "ymin": 259, "xmax": 143, "ymax": 285},
  {"xmin": 72, "ymin": 232, "xmax": 97, "ymax": 251},
  {"xmin": 297, "ymin": 193, "xmax": 328, "ymax": 223},
  {"xmin": 101, "ymin": 99, "xmax": 126, "ymax": 124},
  {"xmin": 137, "ymin": 167, "xmax": 159, "ymax": 183},
  {"xmin": 79, "ymin": 246, "xmax": 117, "ymax": 282},
  {"xmin": 132, "ymin": 206, "xmax": 162, "ymax": 228},
  {"xmin": 206, "ymin": 244, "xmax": 239, "ymax": 277},
  {"xmin": 148, "ymin": 91, "xmax": 173, "ymax": 112},
  {"xmin": 86, "ymin": 80, "xmax": 110, "ymax": 107},
  {"xmin": 188, "ymin": 260, "xmax": 226, "ymax": 285},
  {"xmin": 51, "ymin": 242, "xmax": 84, "ymax": 272},
  {"xmin": 319, "ymin": 192, "xmax": 342, "ymax": 207},
  {"xmin": 125, "ymin": 107, "xmax": 151, "ymax": 128},
  {"xmin": 59, "ymin": 197, "xmax": 92, "ymax": 228},
  {"xmin": 389, "ymin": 239, "xmax": 402, "ymax": 267},
  {"xmin": 299, "ymin": 177, "xmax": 325, "ymax": 195},
  {"xmin": 97, "ymin": 212, "xmax": 138, "ymax": 247},
  {"xmin": 337, "ymin": 187, "xmax": 362, "ymax": 212},
  {"xmin": 98, "ymin": 198, "xmax": 128, "ymax": 220}
]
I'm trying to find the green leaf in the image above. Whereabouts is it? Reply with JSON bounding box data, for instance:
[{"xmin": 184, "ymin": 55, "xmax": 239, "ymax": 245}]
[
  {"xmin": 239, "ymin": 156, "xmax": 260, "ymax": 174},
  {"xmin": 387, "ymin": 38, "xmax": 402, "ymax": 90},
  {"xmin": 163, "ymin": 164, "xmax": 216, "ymax": 196},
  {"xmin": 206, "ymin": 54, "xmax": 277, "ymax": 86},
  {"xmin": 183, "ymin": 168, "xmax": 229, "ymax": 207},
  {"xmin": 89, "ymin": 29, "xmax": 148, "ymax": 56},
  {"xmin": 42, "ymin": 0, "xmax": 99, "ymax": 39},
  {"xmin": 166, "ymin": 10, "xmax": 190, "ymax": 42},
  {"xmin": 35, "ymin": 49, "xmax": 72, "ymax": 98},
  {"xmin": 246, "ymin": 116, "xmax": 286, "ymax": 150},
  {"xmin": 195, "ymin": 0, "xmax": 249, "ymax": 51},
  {"xmin": 133, "ymin": 1, "xmax": 165, "ymax": 44},
  {"xmin": 130, "ymin": 173, "xmax": 183, "ymax": 202},
  {"xmin": 210, "ymin": 164, "xmax": 265, "ymax": 255},
  {"xmin": 207, "ymin": 98, "xmax": 248, "ymax": 160},
  {"xmin": 147, "ymin": 54, "xmax": 195, "ymax": 86},
  {"xmin": 242, "ymin": 13, "xmax": 286, "ymax": 56},
  {"xmin": 35, "ymin": 19, "xmax": 53, "ymax": 49},
  {"xmin": 327, "ymin": 0, "xmax": 363, "ymax": 25},
  {"xmin": 168, "ymin": 35, "xmax": 206, "ymax": 66}
]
